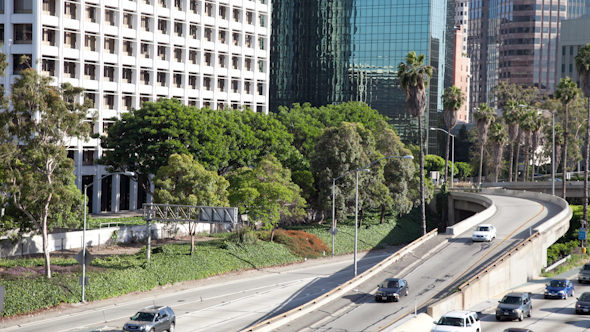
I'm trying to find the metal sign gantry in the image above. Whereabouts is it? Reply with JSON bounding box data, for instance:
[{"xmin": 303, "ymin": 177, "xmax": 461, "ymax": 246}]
[{"xmin": 142, "ymin": 203, "xmax": 238, "ymax": 261}]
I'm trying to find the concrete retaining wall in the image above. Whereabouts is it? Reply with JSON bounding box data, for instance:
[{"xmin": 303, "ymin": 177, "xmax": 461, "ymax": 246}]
[
  {"xmin": 426, "ymin": 188, "xmax": 572, "ymax": 321},
  {"xmin": 0, "ymin": 222, "xmax": 231, "ymax": 258},
  {"xmin": 446, "ymin": 192, "xmax": 496, "ymax": 237}
]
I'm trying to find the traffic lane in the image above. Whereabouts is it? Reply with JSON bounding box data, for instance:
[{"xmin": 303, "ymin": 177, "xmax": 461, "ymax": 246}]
[
  {"xmin": 4, "ymin": 248, "xmax": 404, "ymax": 332},
  {"xmin": 480, "ymin": 283, "xmax": 590, "ymax": 332},
  {"xmin": 278, "ymin": 196, "xmax": 548, "ymax": 332}
]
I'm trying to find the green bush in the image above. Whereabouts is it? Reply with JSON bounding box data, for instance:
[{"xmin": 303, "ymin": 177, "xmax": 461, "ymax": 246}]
[
  {"xmin": 228, "ymin": 225, "xmax": 258, "ymax": 245},
  {"xmin": 547, "ymin": 240, "xmax": 580, "ymax": 265}
]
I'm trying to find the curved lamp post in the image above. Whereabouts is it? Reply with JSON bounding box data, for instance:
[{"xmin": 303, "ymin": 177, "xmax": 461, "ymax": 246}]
[
  {"xmin": 82, "ymin": 171, "xmax": 135, "ymax": 302},
  {"xmin": 430, "ymin": 127, "xmax": 455, "ymax": 187}
]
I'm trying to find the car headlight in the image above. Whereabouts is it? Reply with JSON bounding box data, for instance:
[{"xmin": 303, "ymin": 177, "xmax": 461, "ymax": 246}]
[
  {"xmin": 393, "ymin": 293, "xmax": 399, "ymax": 297},
  {"xmin": 513, "ymin": 309, "xmax": 521, "ymax": 313},
  {"xmin": 577, "ymin": 304, "xmax": 581, "ymax": 308},
  {"xmin": 559, "ymin": 290, "xmax": 565, "ymax": 294}
]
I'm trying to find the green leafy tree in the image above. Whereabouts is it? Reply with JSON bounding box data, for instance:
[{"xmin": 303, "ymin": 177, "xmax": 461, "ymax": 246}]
[
  {"xmin": 153, "ymin": 153, "xmax": 229, "ymax": 253},
  {"xmin": 0, "ymin": 69, "xmax": 90, "ymax": 278},
  {"xmin": 310, "ymin": 122, "xmax": 376, "ymax": 225},
  {"xmin": 492, "ymin": 81, "xmax": 540, "ymax": 108},
  {"xmin": 575, "ymin": 43, "xmax": 590, "ymax": 225},
  {"xmin": 397, "ymin": 51, "xmax": 434, "ymax": 235},
  {"xmin": 473, "ymin": 103, "xmax": 496, "ymax": 185},
  {"xmin": 455, "ymin": 162, "xmax": 473, "ymax": 180},
  {"xmin": 374, "ymin": 125, "xmax": 416, "ymax": 221},
  {"xmin": 555, "ymin": 77, "xmax": 580, "ymax": 198},
  {"xmin": 441, "ymin": 86, "xmax": 465, "ymax": 183},
  {"xmin": 227, "ymin": 155, "xmax": 306, "ymax": 240},
  {"xmin": 530, "ymin": 113, "xmax": 546, "ymax": 181},
  {"xmin": 518, "ymin": 109, "xmax": 540, "ymax": 181},
  {"xmin": 489, "ymin": 122, "xmax": 508, "ymax": 182},
  {"xmin": 502, "ymin": 100, "xmax": 522, "ymax": 182}
]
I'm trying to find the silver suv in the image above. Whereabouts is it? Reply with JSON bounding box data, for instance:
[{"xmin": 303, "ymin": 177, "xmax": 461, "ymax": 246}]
[
  {"xmin": 123, "ymin": 306, "xmax": 176, "ymax": 332},
  {"xmin": 579, "ymin": 263, "xmax": 590, "ymax": 283}
]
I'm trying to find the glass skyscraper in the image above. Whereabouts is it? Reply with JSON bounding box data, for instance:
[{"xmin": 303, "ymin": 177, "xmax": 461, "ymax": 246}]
[{"xmin": 270, "ymin": 0, "xmax": 455, "ymax": 153}]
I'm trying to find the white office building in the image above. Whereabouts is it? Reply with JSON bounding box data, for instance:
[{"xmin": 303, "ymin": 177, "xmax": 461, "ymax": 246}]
[{"xmin": 1, "ymin": 0, "xmax": 270, "ymax": 213}]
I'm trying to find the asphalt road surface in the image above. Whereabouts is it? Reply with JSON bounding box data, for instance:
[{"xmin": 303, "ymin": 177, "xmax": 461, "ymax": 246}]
[{"xmin": 276, "ymin": 194, "xmax": 562, "ymax": 332}]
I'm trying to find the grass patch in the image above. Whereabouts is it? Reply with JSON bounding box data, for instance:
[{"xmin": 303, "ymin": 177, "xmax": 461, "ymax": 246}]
[
  {"xmin": 541, "ymin": 253, "xmax": 590, "ymax": 278},
  {"xmin": 87, "ymin": 216, "xmax": 145, "ymax": 229}
]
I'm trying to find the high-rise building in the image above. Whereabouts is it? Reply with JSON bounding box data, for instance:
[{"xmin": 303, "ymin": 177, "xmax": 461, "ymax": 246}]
[
  {"xmin": 468, "ymin": 0, "xmax": 590, "ymax": 111},
  {"xmin": 557, "ymin": 17, "xmax": 590, "ymax": 84},
  {"xmin": 453, "ymin": 26, "xmax": 471, "ymax": 123},
  {"xmin": 1, "ymin": 0, "xmax": 270, "ymax": 213},
  {"xmin": 270, "ymin": 0, "xmax": 456, "ymax": 153}
]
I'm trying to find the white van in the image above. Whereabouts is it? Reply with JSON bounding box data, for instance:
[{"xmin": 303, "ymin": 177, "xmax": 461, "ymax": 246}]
[{"xmin": 431, "ymin": 310, "xmax": 481, "ymax": 332}]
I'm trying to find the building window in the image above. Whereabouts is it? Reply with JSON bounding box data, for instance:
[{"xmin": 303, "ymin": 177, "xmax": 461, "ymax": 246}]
[
  {"xmin": 219, "ymin": 30, "xmax": 226, "ymax": 44},
  {"xmin": 85, "ymin": 34, "xmax": 97, "ymax": 51},
  {"xmin": 246, "ymin": 11, "xmax": 253, "ymax": 24},
  {"xmin": 205, "ymin": 2, "xmax": 213, "ymax": 17},
  {"xmin": 259, "ymin": 15, "xmax": 265, "ymax": 27},
  {"xmin": 174, "ymin": 22, "xmax": 183, "ymax": 37},
  {"xmin": 257, "ymin": 83, "xmax": 264, "ymax": 95},
  {"xmin": 122, "ymin": 68, "xmax": 133, "ymax": 83},
  {"xmin": 42, "ymin": 28, "xmax": 56, "ymax": 46},
  {"xmin": 258, "ymin": 37, "xmax": 265, "ymax": 50},
  {"xmin": 140, "ymin": 70, "xmax": 151, "ymax": 85},
  {"xmin": 190, "ymin": 0, "xmax": 198, "ymax": 13},
  {"xmin": 43, "ymin": 0, "xmax": 56, "ymax": 16},
  {"xmin": 245, "ymin": 35, "xmax": 253, "ymax": 48},
  {"xmin": 174, "ymin": 48, "xmax": 183, "ymax": 62},
  {"xmin": 245, "ymin": 58, "xmax": 252, "ymax": 71},
  {"xmin": 219, "ymin": 6, "xmax": 227, "ymax": 19},
  {"xmin": 64, "ymin": 61, "xmax": 77, "ymax": 79},
  {"xmin": 82, "ymin": 149, "xmax": 95, "ymax": 166},
  {"xmin": 232, "ymin": 33, "xmax": 240, "ymax": 46},
  {"xmin": 258, "ymin": 60, "xmax": 264, "ymax": 73},
  {"xmin": 203, "ymin": 76, "xmax": 211, "ymax": 90},
  {"xmin": 141, "ymin": 17, "xmax": 151, "ymax": 31},
  {"xmin": 158, "ymin": 46, "xmax": 167, "ymax": 60},
  {"xmin": 42, "ymin": 58, "xmax": 56, "ymax": 76},
  {"xmin": 231, "ymin": 80, "xmax": 238, "ymax": 93},
  {"xmin": 63, "ymin": 2, "xmax": 77, "ymax": 18},
  {"xmin": 232, "ymin": 56, "xmax": 239, "ymax": 69},
  {"xmin": 159, "ymin": 0, "xmax": 167, "ymax": 8},
  {"xmin": 189, "ymin": 75, "xmax": 197, "ymax": 89},
  {"xmin": 190, "ymin": 25, "xmax": 198, "ymax": 39},
  {"xmin": 123, "ymin": 41, "xmax": 134, "ymax": 56},
  {"xmin": 204, "ymin": 52, "xmax": 212, "ymax": 66},
  {"xmin": 15, "ymin": 0, "xmax": 33, "ymax": 13},
  {"xmin": 104, "ymin": 38, "xmax": 116, "ymax": 54},
  {"xmin": 244, "ymin": 81, "xmax": 251, "ymax": 94},
  {"xmin": 218, "ymin": 54, "xmax": 226, "ymax": 68},
  {"xmin": 174, "ymin": 73, "xmax": 182, "ymax": 88},
  {"xmin": 233, "ymin": 9, "xmax": 240, "ymax": 22},
  {"xmin": 174, "ymin": 0, "xmax": 182, "ymax": 10},
  {"xmin": 158, "ymin": 19, "xmax": 168, "ymax": 34},
  {"xmin": 157, "ymin": 72, "xmax": 167, "ymax": 86},
  {"xmin": 105, "ymin": 9, "xmax": 116, "ymax": 26},
  {"xmin": 104, "ymin": 94, "xmax": 115, "ymax": 109},
  {"xmin": 189, "ymin": 50, "xmax": 197, "ymax": 64},
  {"xmin": 205, "ymin": 27, "xmax": 212, "ymax": 41},
  {"xmin": 84, "ymin": 63, "xmax": 97, "ymax": 80},
  {"xmin": 123, "ymin": 13, "xmax": 134, "ymax": 29},
  {"xmin": 122, "ymin": 95, "xmax": 133, "ymax": 110},
  {"xmin": 104, "ymin": 66, "xmax": 115, "ymax": 82},
  {"xmin": 86, "ymin": 6, "xmax": 97, "ymax": 23},
  {"xmin": 13, "ymin": 24, "xmax": 33, "ymax": 44},
  {"xmin": 64, "ymin": 31, "xmax": 78, "ymax": 49},
  {"xmin": 141, "ymin": 43, "xmax": 151, "ymax": 58}
]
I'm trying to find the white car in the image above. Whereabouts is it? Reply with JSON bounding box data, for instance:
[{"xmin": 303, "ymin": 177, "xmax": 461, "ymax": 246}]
[
  {"xmin": 431, "ymin": 310, "xmax": 481, "ymax": 332},
  {"xmin": 472, "ymin": 224, "xmax": 496, "ymax": 242}
]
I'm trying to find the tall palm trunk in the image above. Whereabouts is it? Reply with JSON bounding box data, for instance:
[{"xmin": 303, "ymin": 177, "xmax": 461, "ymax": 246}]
[
  {"xmin": 563, "ymin": 105, "xmax": 569, "ymax": 199},
  {"xmin": 584, "ymin": 97, "xmax": 590, "ymax": 228},
  {"xmin": 522, "ymin": 133, "xmax": 529, "ymax": 182},
  {"xmin": 419, "ymin": 117, "xmax": 426, "ymax": 235},
  {"xmin": 445, "ymin": 130, "xmax": 450, "ymax": 184},
  {"xmin": 478, "ymin": 140, "xmax": 484, "ymax": 185},
  {"xmin": 514, "ymin": 131, "xmax": 522, "ymax": 182},
  {"xmin": 509, "ymin": 141, "xmax": 515, "ymax": 182}
]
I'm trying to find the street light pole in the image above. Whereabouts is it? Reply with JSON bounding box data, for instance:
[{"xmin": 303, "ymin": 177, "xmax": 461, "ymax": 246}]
[
  {"xmin": 352, "ymin": 155, "xmax": 413, "ymax": 277},
  {"xmin": 331, "ymin": 178, "xmax": 335, "ymax": 256},
  {"xmin": 430, "ymin": 127, "xmax": 455, "ymax": 187},
  {"xmin": 82, "ymin": 171, "xmax": 134, "ymax": 303},
  {"xmin": 519, "ymin": 105, "xmax": 555, "ymax": 195}
]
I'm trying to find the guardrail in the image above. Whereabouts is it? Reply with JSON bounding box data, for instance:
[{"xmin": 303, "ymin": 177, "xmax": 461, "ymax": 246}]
[{"xmin": 240, "ymin": 229, "xmax": 440, "ymax": 332}]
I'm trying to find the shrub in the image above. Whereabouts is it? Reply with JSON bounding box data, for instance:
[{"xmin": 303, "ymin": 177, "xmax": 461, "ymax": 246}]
[
  {"xmin": 272, "ymin": 229, "xmax": 329, "ymax": 259},
  {"xmin": 547, "ymin": 240, "xmax": 580, "ymax": 265},
  {"xmin": 228, "ymin": 225, "xmax": 258, "ymax": 245}
]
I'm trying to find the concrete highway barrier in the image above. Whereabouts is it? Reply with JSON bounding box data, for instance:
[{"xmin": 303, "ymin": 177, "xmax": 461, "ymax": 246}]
[
  {"xmin": 240, "ymin": 229, "xmax": 440, "ymax": 332},
  {"xmin": 445, "ymin": 192, "xmax": 496, "ymax": 237}
]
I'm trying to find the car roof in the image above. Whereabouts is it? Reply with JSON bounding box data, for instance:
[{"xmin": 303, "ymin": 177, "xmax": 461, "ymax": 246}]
[
  {"xmin": 504, "ymin": 292, "xmax": 528, "ymax": 297},
  {"xmin": 503, "ymin": 328, "xmax": 532, "ymax": 332},
  {"xmin": 383, "ymin": 278, "xmax": 402, "ymax": 281},
  {"xmin": 477, "ymin": 224, "xmax": 493, "ymax": 227},
  {"xmin": 441, "ymin": 310, "xmax": 476, "ymax": 318},
  {"xmin": 140, "ymin": 306, "xmax": 169, "ymax": 313}
]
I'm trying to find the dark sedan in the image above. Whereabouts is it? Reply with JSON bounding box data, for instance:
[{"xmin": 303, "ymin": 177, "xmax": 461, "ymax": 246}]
[
  {"xmin": 503, "ymin": 329, "xmax": 533, "ymax": 332},
  {"xmin": 544, "ymin": 279, "xmax": 574, "ymax": 299},
  {"xmin": 576, "ymin": 292, "xmax": 590, "ymax": 314},
  {"xmin": 375, "ymin": 278, "xmax": 408, "ymax": 302}
]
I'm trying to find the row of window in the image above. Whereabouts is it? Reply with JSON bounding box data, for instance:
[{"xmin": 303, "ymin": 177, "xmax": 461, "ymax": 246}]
[
  {"xmin": 43, "ymin": 0, "xmax": 267, "ymax": 27},
  {"xmin": 82, "ymin": 87, "xmax": 265, "ymax": 112},
  {"xmin": 43, "ymin": 28, "xmax": 267, "ymax": 51}
]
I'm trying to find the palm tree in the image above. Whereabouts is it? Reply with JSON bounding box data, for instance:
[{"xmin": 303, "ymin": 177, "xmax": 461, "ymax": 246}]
[
  {"xmin": 530, "ymin": 114, "xmax": 545, "ymax": 181},
  {"xmin": 397, "ymin": 51, "xmax": 434, "ymax": 236},
  {"xmin": 502, "ymin": 100, "xmax": 522, "ymax": 182},
  {"xmin": 473, "ymin": 103, "xmax": 496, "ymax": 185},
  {"xmin": 555, "ymin": 77, "xmax": 580, "ymax": 198},
  {"xmin": 575, "ymin": 43, "xmax": 590, "ymax": 228},
  {"xmin": 518, "ymin": 109, "xmax": 537, "ymax": 181},
  {"xmin": 441, "ymin": 86, "xmax": 466, "ymax": 185},
  {"xmin": 489, "ymin": 122, "xmax": 508, "ymax": 182}
]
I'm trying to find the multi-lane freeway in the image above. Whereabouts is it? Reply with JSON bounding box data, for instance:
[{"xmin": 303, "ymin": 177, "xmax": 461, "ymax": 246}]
[{"xmin": 0, "ymin": 194, "xmax": 565, "ymax": 332}]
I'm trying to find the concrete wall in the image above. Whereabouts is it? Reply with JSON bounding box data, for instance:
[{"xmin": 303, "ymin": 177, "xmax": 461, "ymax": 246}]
[
  {"xmin": 426, "ymin": 188, "xmax": 572, "ymax": 321},
  {"xmin": 0, "ymin": 222, "xmax": 232, "ymax": 258},
  {"xmin": 446, "ymin": 192, "xmax": 496, "ymax": 236}
]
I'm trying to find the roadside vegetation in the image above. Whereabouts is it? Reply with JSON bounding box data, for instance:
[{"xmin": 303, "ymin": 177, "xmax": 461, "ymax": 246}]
[{"xmin": 0, "ymin": 207, "xmax": 434, "ymax": 317}]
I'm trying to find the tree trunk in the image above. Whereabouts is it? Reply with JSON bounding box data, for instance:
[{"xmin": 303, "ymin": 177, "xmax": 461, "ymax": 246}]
[
  {"xmin": 359, "ymin": 208, "xmax": 364, "ymax": 228},
  {"xmin": 380, "ymin": 205, "xmax": 385, "ymax": 224},
  {"xmin": 561, "ymin": 105, "xmax": 569, "ymax": 199},
  {"xmin": 189, "ymin": 222, "xmax": 196, "ymax": 254},
  {"xmin": 523, "ymin": 143, "xmax": 529, "ymax": 182},
  {"xmin": 584, "ymin": 97, "xmax": 590, "ymax": 229},
  {"xmin": 444, "ymin": 131, "xmax": 450, "ymax": 184},
  {"xmin": 419, "ymin": 117, "xmax": 426, "ymax": 235},
  {"xmin": 42, "ymin": 219, "xmax": 51, "ymax": 278},
  {"xmin": 509, "ymin": 141, "xmax": 515, "ymax": 182},
  {"xmin": 514, "ymin": 131, "xmax": 522, "ymax": 182},
  {"xmin": 270, "ymin": 224, "xmax": 276, "ymax": 242},
  {"xmin": 190, "ymin": 234, "xmax": 195, "ymax": 254},
  {"xmin": 530, "ymin": 142, "xmax": 535, "ymax": 182},
  {"xmin": 478, "ymin": 141, "xmax": 484, "ymax": 185}
]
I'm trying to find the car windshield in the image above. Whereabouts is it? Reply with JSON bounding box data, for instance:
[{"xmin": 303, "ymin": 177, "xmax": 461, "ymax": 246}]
[
  {"xmin": 550, "ymin": 280, "xmax": 566, "ymax": 288},
  {"xmin": 131, "ymin": 312, "xmax": 155, "ymax": 321},
  {"xmin": 580, "ymin": 293, "xmax": 590, "ymax": 301},
  {"xmin": 437, "ymin": 317, "xmax": 464, "ymax": 327},
  {"xmin": 476, "ymin": 226, "xmax": 490, "ymax": 232},
  {"xmin": 500, "ymin": 296, "xmax": 522, "ymax": 305},
  {"xmin": 584, "ymin": 265, "xmax": 590, "ymax": 271},
  {"xmin": 381, "ymin": 280, "xmax": 399, "ymax": 288}
]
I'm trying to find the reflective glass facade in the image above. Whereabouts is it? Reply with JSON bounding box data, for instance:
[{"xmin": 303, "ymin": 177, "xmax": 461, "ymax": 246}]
[{"xmin": 270, "ymin": 0, "xmax": 455, "ymax": 153}]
